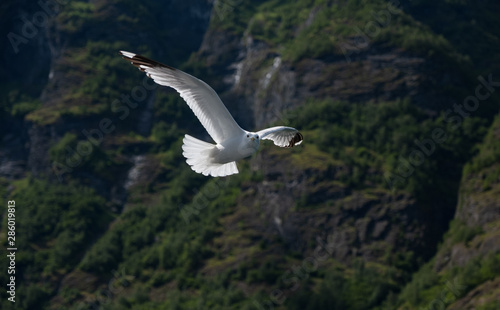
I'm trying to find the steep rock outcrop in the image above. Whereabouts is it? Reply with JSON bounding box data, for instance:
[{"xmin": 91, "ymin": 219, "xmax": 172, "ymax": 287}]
[
  {"xmin": 198, "ymin": 29, "xmax": 468, "ymax": 134},
  {"xmin": 428, "ymin": 114, "xmax": 500, "ymax": 308},
  {"xmin": 244, "ymin": 147, "xmax": 423, "ymax": 265},
  {"xmin": 192, "ymin": 14, "xmax": 470, "ymax": 267},
  {"xmin": 434, "ymin": 114, "xmax": 500, "ymax": 272},
  {"xmin": 1, "ymin": 0, "xmax": 213, "ymax": 196}
]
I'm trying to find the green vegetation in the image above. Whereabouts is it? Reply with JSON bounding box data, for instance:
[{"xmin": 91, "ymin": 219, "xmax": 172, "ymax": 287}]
[
  {"xmin": 478, "ymin": 301, "xmax": 500, "ymax": 310},
  {"xmin": 211, "ymin": 0, "xmax": 470, "ymax": 67},
  {"xmin": 2, "ymin": 0, "xmax": 499, "ymax": 309},
  {"xmin": 0, "ymin": 85, "xmax": 43, "ymax": 118},
  {"xmin": 0, "ymin": 178, "xmax": 113, "ymax": 310},
  {"xmin": 7, "ymin": 94, "xmax": 493, "ymax": 309},
  {"xmin": 444, "ymin": 219, "xmax": 483, "ymax": 245},
  {"xmin": 395, "ymin": 252, "xmax": 500, "ymax": 310},
  {"xmin": 464, "ymin": 113, "xmax": 500, "ymax": 175},
  {"xmin": 288, "ymin": 260, "xmax": 399, "ymax": 310},
  {"xmin": 49, "ymin": 132, "xmax": 124, "ymax": 182},
  {"xmin": 406, "ymin": 0, "xmax": 500, "ymax": 74},
  {"xmin": 287, "ymin": 98, "xmax": 486, "ymax": 209}
]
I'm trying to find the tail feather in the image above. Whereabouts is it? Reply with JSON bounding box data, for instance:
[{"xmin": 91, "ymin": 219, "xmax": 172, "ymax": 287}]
[{"xmin": 182, "ymin": 134, "xmax": 239, "ymax": 177}]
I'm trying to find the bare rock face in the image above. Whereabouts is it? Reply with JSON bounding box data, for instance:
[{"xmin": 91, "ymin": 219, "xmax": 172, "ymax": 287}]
[
  {"xmin": 434, "ymin": 180, "xmax": 500, "ymax": 272},
  {"xmin": 0, "ymin": 123, "xmax": 28, "ymax": 180},
  {"xmin": 189, "ymin": 18, "xmax": 468, "ymax": 267},
  {"xmin": 0, "ymin": 1, "xmax": 52, "ymax": 90},
  {"xmin": 1, "ymin": 1, "xmax": 213, "ymax": 209},
  {"xmin": 224, "ymin": 148, "xmax": 425, "ymax": 266},
  {"xmin": 0, "ymin": 1, "xmax": 53, "ymax": 182},
  {"xmin": 200, "ymin": 36, "xmax": 466, "ymax": 139},
  {"xmin": 27, "ymin": 123, "xmax": 55, "ymax": 177},
  {"xmin": 447, "ymin": 277, "xmax": 500, "ymax": 310},
  {"xmin": 434, "ymin": 116, "xmax": 500, "ymax": 276}
]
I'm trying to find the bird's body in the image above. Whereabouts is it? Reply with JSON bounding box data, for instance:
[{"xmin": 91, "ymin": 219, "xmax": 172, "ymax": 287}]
[
  {"xmin": 210, "ymin": 132, "xmax": 260, "ymax": 164},
  {"xmin": 120, "ymin": 51, "xmax": 303, "ymax": 177},
  {"xmin": 182, "ymin": 132, "xmax": 259, "ymax": 177}
]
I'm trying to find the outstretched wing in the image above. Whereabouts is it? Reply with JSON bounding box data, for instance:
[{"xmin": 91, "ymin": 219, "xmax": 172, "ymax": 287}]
[
  {"xmin": 120, "ymin": 51, "xmax": 244, "ymax": 144},
  {"xmin": 257, "ymin": 126, "xmax": 303, "ymax": 148}
]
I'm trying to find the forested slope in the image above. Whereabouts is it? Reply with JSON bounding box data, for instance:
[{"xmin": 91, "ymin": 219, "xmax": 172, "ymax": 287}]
[{"xmin": 0, "ymin": 0, "xmax": 499, "ymax": 309}]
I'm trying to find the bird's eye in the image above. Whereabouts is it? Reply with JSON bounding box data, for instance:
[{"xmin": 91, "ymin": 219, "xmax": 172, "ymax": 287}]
[
  {"xmin": 247, "ymin": 134, "xmax": 249, "ymax": 137},
  {"xmin": 256, "ymin": 136, "xmax": 259, "ymax": 139}
]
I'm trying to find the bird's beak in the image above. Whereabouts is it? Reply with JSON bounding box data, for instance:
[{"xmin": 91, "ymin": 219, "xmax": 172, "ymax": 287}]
[{"xmin": 251, "ymin": 137, "xmax": 255, "ymax": 141}]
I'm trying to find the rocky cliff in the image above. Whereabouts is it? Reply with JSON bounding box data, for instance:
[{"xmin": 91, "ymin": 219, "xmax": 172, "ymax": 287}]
[{"xmin": 0, "ymin": 1, "xmax": 499, "ymax": 310}]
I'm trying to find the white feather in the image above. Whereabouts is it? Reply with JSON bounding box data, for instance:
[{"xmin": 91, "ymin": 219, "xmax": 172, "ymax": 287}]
[
  {"xmin": 182, "ymin": 135, "xmax": 238, "ymax": 177},
  {"xmin": 120, "ymin": 51, "xmax": 244, "ymax": 144},
  {"xmin": 120, "ymin": 51, "xmax": 302, "ymax": 177},
  {"xmin": 257, "ymin": 126, "xmax": 303, "ymax": 147}
]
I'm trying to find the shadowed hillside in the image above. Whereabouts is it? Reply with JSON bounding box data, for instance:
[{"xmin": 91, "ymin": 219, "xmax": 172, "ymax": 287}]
[{"xmin": 0, "ymin": 0, "xmax": 499, "ymax": 309}]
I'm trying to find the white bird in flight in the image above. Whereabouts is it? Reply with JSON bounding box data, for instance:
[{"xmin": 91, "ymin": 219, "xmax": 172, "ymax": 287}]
[{"xmin": 120, "ymin": 51, "xmax": 303, "ymax": 177}]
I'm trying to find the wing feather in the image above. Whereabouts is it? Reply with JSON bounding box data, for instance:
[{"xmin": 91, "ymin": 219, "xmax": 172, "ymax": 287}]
[
  {"xmin": 120, "ymin": 51, "xmax": 244, "ymax": 144},
  {"xmin": 257, "ymin": 126, "xmax": 303, "ymax": 148}
]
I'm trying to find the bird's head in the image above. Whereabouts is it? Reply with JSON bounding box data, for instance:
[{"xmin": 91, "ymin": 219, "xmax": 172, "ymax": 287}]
[
  {"xmin": 246, "ymin": 132, "xmax": 260, "ymax": 147},
  {"xmin": 238, "ymin": 132, "xmax": 260, "ymax": 157}
]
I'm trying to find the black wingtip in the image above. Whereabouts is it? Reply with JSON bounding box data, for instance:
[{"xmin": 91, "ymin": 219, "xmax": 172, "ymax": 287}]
[
  {"xmin": 119, "ymin": 51, "xmax": 176, "ymax": 72},
  {"xmin": 287, "ymin": 132, "xmax": 303, "ymax": 148}
]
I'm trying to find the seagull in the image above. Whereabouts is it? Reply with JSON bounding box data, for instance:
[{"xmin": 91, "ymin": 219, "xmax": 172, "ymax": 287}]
[{"xmin": 120, "ymin": 51, "xmax": 303, "ymax": 177}]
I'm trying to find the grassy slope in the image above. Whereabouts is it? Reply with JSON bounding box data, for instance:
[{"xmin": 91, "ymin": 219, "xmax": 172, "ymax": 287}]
[{"xmin": 1, "ymin": 0, "xmax": 499, "ymax": 309}]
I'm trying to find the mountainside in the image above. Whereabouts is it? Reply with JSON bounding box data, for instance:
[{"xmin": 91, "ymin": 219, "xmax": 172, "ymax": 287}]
[{"xmin": 0, "ymin": 0, "xmax": 499, "ymax": 309}]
